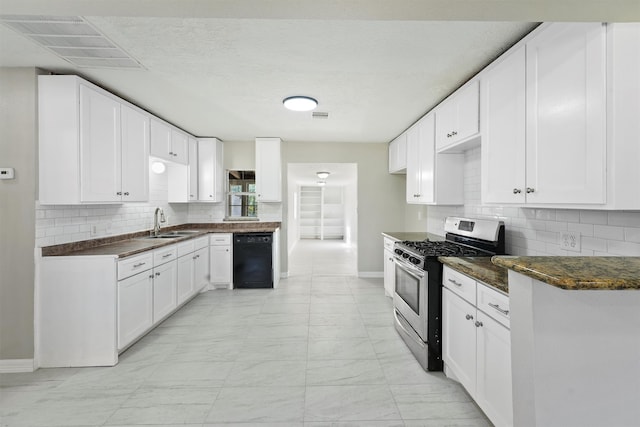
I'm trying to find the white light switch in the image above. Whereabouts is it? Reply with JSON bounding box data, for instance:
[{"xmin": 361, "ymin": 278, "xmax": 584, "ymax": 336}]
[{"xmin": 0, "ymin": 168, "xmax": 15, "ymax": 179}]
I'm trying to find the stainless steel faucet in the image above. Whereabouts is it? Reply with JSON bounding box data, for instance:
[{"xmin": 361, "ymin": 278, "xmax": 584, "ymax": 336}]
[{"xmin": 153, "ymin": 207, "xmax": 166, "ymax": 236}]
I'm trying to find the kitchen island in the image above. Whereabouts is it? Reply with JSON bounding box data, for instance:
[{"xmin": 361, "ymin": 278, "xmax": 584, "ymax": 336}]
[{"xmin": 492, "ymin": 256, "xmax": 640, "ymax": 427}]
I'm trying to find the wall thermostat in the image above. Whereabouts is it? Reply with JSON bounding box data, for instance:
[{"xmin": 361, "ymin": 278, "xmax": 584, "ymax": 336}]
[{"xmin": 0, "ymin": 168, "xmax": 15, "ymax": 180}]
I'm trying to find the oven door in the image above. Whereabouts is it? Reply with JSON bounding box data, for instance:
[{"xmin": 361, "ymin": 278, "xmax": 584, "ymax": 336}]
[{"xmin": 393, "ymin": 257, "xmax": 428, "ymax": 341}]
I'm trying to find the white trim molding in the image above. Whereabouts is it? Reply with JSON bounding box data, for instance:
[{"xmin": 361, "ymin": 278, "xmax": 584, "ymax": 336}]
[
  {"xmin": 358, "ymin": 271, "xmax": 383, "ymax": 278},
  {"xmin": 0, "ymin": 359, "xmax": 35, "ymax": 373}
]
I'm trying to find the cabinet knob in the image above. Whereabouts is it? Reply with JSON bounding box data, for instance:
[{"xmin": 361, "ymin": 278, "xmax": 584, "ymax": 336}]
[
  {"xmin": 465, "ymin": 314, "xmax": 474, "ymax": 320},
  {"xmin": 209, "ymin": 195, "xmax": 213, "ymax": 198},
  {"xmin": 526, "ymin": 187, "xmax": 535, "ymax": 194},
  {"xmin": 446, "ymin": 133, "xmax": 452, "ymax": 138},
  {"xmin": 513, "ymin": 188, "xmax": 521, "ymax": 194},
  {"xmin": 123, "ymin": 192, "xmax": 129, "ymax": 196},
  {"xmin": 149, "ymin": 274, "xmax": 154, "ymax": 279},
  {"xmin": 451, "ymin": 131, "xmax": 457, "ymax": 136},
  {"xmin": 190, "ymin": 194, "xmax": 195, "ymax": 198},
  {"xmin": 475, "ymin": 321, "xmax": 483, "ymax": 328},
  {"xmin": 116, "ymin": 191, "xmax": 122, "ymax": 195},
  {"xmin": 169, "ymin": 151, "xmax": 174, "ymax": 155},
  {"xmin": 155, "ymin": 272, "xmax": 161, "ymax": 277}
]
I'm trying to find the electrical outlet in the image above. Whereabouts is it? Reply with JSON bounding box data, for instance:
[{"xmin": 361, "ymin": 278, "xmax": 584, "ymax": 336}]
[
  {"xmin": 90, "ymin": 225, "xmax": 97, "ymax": 236},
  {"xmin": 561, "ymin": 232, "xmax": 581, "ymax": 252}
]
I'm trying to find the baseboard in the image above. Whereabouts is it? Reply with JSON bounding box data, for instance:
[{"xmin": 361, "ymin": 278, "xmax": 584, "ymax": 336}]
[
  {"xmin": 0, "ymin": 359, "xmax": 35, "ymax": 373},
  {"xmin": 358, "ymin": 271, "xmax": 384, "ymax": 278}
]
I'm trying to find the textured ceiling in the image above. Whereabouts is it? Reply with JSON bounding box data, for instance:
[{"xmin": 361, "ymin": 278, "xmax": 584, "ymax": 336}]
[{"xmin": 0, "ymin": 1, "xmax": 635, "ymax": 143}]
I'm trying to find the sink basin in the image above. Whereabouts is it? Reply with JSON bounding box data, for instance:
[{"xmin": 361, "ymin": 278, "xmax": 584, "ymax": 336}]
[{"xmin": 143, "ymin": 230, "xmax": 203, "ymax": 239}]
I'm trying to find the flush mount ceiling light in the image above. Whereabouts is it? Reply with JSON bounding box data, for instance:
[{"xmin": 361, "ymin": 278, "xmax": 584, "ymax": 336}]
[
  {"xmin": 283, "ymin": 96, "xmax": 318, "ymax": 112},
  {"xmin": 316, "ymin": 171, "xmax": 330, "ymax": 180},
  {"xmin": 151, "ymin": 161, "xmax": 166, "ymax": 174}
]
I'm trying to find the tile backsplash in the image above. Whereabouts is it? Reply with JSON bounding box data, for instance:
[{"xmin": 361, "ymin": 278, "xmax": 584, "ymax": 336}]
[
  {"xmin": 427, "ymin": 147, "xmax": 640, "ymax": 256},
  {"xmin": 35, "ymin": 167, "xmax": 283, "ymax": 247}
]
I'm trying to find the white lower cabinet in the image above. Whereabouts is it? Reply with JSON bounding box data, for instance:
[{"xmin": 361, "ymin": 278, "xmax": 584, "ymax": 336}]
[
  {"xmin": 152, "ymin": 257, "xmax": 178, "ymax": 323},
  {"xmin": 382, "ymin": 236, "xmax": 396, "ymax": 297},
  {"xmin": 117, "ymin": 271, "xmax": 153, "ymax": 351},
  {"xmin": 210, "ymin": 233, "xmax": 232, "ymax": 288},
  {"xmin": 442, "ymin": 266, "xmax": 513, "ymax": 427},
  {"xmin": 177, "ymin": 238, "xmax": 209, "ymax": 305},
  {"xmin": 177, "ymin": 252, "xmax": 195, "ymax": 306}
]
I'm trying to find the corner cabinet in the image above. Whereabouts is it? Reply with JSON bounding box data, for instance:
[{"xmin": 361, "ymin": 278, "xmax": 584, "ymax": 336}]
[
  {"xmin": 255, "ymin": 137, "xmax": 282, "ymax": 202},
  {"xmin": 150, "ymin": 118, "xmax": 188, "ymax": 165},
  {"xmin": 209, "ymin": 233, "xmax": 233, "ymax": 288},
  {"xmin": 405, "ymin": 113, "xmax": 464, "ymax": 205},
  {"xmin": 435, "ymin": 80, "xmax": 480, "ymax": 153},
  {"xmin": 38, "ymin": 75, "xmax": 149, "ymax": 204},
  {"xmin": 382, "ymin": 235, "xmax": 396, "ymax": 297}
]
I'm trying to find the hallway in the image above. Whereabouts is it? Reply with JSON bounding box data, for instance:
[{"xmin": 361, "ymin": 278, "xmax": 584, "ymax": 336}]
[{"xmin": 0, "ymin": 241, "xmax": 490, "ymax": 426}]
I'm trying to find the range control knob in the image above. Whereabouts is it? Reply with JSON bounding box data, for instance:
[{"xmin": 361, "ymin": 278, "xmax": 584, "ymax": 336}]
[
  {"xmin": 402, "ymin": 253, "xmax": 410, "ymax": 259},
  {"xmin": 409, "ymin": 256, "xmax": 420, "ymax": 265},
  {"xmin": 394, "ymin": 249, "xmax": 403, "ymax": 256}
]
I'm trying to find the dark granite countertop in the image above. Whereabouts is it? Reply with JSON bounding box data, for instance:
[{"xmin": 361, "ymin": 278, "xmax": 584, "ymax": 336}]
[
  {"xmin": 382, "ymin": 232, "xmax": 445, "ymax": 242},
  {"xmin": 42, "ymin": 222, "xmax": 281, "ymax": 258},
  {"xmin": 492, "ymin": 256, "xmax": 640, "ymax": 290},
  {"xmin": 439, "ymin": 257, "xmax": 509, "ymax": 294}
]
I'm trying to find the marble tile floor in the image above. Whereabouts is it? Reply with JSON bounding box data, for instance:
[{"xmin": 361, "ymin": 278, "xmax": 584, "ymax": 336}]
[{"xmin": 0, "ymin": 240, "xmax": 491, "ymax": 426}]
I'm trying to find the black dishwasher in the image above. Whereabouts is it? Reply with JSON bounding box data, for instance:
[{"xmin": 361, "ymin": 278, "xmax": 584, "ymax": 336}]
[{"xmin": 233, "ymin": 233, "xmax": 273, "ymax": 288}]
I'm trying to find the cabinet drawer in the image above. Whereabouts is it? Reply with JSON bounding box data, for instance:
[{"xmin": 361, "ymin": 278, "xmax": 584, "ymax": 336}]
[
  {"xmin": 477, "ymin": 283, "xmax": 510, "ymax": 328},
  {"xmin": 193, "ymin": 236, "xmax": 209, "ymax": 250},
  {"xmin": 177, "ymin": 240, "xmax": 195, "ymax": 258},
  {"xmin": 383, "ymin": 237, "xmax": 396, "ymax": 251},
  {"xmin": 210, "ymin": 233, "xmax": 231, "ymax": 246},
  {"xmin": 443, "ymin": 266, "xmax": 476, "ymax": 305},
  {"xmin": 153, "ymin": 245, "xmax": 177, "ymax": 266},
  {"xmin": 118, "ymin": 252, "xmax": 153, "ymax": 281}
]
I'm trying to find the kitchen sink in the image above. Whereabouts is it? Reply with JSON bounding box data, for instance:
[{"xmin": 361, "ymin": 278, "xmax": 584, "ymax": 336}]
[{"xmin": 143, "ymin": 230, "xmax": 203, "ymax": 239}]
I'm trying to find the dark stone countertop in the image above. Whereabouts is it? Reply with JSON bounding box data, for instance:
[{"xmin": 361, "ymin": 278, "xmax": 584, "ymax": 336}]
[
  {"xmin": 382, "ymin": 232, "xmax": 445, "ymax": 242},
  {"xmin": 492, "ymin": 256, "xmax": 640, "ymax": 290},
  {"xmin": 41, "ymin": 222, "xmax": 281, "ymax": 258},
  {"xmin": 439, "ymin": 256, "xmax": 509, "ymax": 294}
]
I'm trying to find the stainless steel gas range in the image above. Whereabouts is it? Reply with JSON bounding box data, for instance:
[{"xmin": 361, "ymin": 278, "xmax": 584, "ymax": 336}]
[{"xmin": 393, "ymin": 217, "xmax": 505, "ymax": 371}]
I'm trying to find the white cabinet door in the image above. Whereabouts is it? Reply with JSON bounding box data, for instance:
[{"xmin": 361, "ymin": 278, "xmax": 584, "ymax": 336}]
[
  {"xmin": 188, "ymin": 138, "xmax": 198, "ymax": 201},
  {"xmin": 117, "ymin": 271, "xmax": 153, "ymax": 350},
  {"xmin": 476, "ymin": 311, "xmax": 513, "ymax": 427},
  {"xmin": 415, "ymin": 114, "xmax": 436, "ymax": 204},
  {"xmin": 443, "ymin": 288, "xmax": 477, "ymax": 396},
  {"xmin": 389, "ymin": 133, "xmax": 407, "ymax": 173},
  {"xmin": 120, "ymin": 104, "xmax": 149, "ymax": 202},
  {"xmin": 177, "ymin": 254, "xmax": 194, "ymax": 306},
  {"xmin": 193, "ymin": 247, "xmax": 210, "ymax": 292},
  {"xmin": 481, "ymin": 46, "xmax": 527, "ymax": 204},
  {"xmin": 210, "ymin": 244, "xmax": 232, "ymax": 286},
  {"xmin": 255, "ymin": 137, "xmax": 282, "ymax": 202},
  {"xmin": 152, "ymin": 261, "xmax": 177, "ymax": 323},
  {"xmin": 383, "ymin": 249, "xmax": 395, "ymax": 297},
  {"xmin": 198, "ymin": 138, "xmax": 223, "ymax": 202},
  {"xmin": 435, "ymin": 100, "xmax": 456, "ymax": 151},
  {"xmin": 170, "ymin": 129, "xmax": 188, "ymax": 165},
  {"xmin": 455, "ymin": 81, "xmax": 480, "ymax": 142},
  {"xmin": 80, "ymin": 85, "xmax": 121, "ymax": 202},
  {"xmin": 405, "ymin": 123, "xmax": 422, "ymax": 203},
  {"xmin": 526, "ymin": 22, "xmax": 606, "ymax": 204},
  {"xmin": 150, "ymin": 118, "xmax": 172, "ymax": 161}
]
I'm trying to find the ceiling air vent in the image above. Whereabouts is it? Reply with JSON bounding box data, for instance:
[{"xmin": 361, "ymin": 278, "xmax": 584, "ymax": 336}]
[
  {"xmin": 0, "ymin": 15, "xmax": 144, "ymax": 69},
  {"xmin": 312, "ymin": 112, "xmax": 329, "ymax": 119}
]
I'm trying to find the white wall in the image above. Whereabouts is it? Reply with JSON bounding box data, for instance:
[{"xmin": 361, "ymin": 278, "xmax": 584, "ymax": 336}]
[{"xmin": 427, "ymin": 146, "xmax": 640, "ymax": 256}]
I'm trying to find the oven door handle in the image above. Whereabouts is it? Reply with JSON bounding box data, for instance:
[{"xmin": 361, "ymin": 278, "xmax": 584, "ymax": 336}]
[{"xmin": 394, "ymin": 257, "xmax": 425, "ymax": 279}]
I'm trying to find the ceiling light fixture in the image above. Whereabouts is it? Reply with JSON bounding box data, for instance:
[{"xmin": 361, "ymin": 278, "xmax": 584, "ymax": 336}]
[
  {"xmin": 283, "ymin": 96, "xmax": 318, "ymax": 112},
  {"xmin": 316, "ymin": 171, "xmax": 330, "ymax": 180},
  {"xmin": 151, "ymin": 161, "xmax": 166, "ymax": 174}
]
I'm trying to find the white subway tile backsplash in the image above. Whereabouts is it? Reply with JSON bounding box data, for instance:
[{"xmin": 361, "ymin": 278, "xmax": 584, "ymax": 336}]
[{"xmin": 426, "ymin": 146, "xmax": 640, "ymax": 257}]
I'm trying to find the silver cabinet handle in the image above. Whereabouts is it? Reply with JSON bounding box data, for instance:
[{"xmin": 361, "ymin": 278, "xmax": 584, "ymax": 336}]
[
  {"xmin": 116, "ymin": 191, "xmax": 122, "ymax": 195},
  {"xmin": 526, "ymin": 187, "xmax": 535, "ymax": 193},
  {"xmin": 448, "ymin": 278, "xmax": 463, "ymax": 287},
  {"xmin": 452, "ymin": 131, "xmax": 457, "ymax": 136},
  {"xmin": 475, "ymin": 321, "xmax": 483, "ymax": 328},
  {"xmin": 162, "ymin": 253, "xmax": 172, "ymax": 258},
  {"xmin": 388, "ymin": 258, "xmax": 393, "ymax": 261},
  {"xmin": 465, "ymin": 314, "xmax": 474, "ymax": 320},
  {"xmin": 149, "ymin": 274, "xmax": 154, "ymax": 279},
  {"xmin": 190, "ymin": 194, "xmax": 195, "ymax": 198},
  {"xmin": 155, "ymin": 272, "xmax": 160, "ymax": 277},
  {"xmin": 488, "ymin": 302, "xmax": 509, "ymax": 315},
  {"xmin": 513, "ymin": 188, "xmax": 522, "ymax": 194},
  {"xmin": 123, "ymin": 192, "xmax": 129, "ymax": 196},
  {"xmin": 133, "ymin": 262, "xmax": 146, "ymax": 268},
  {"xmin": 209, "ymin": 195, "xmax": 213, "ymax": 198},
  {"xmin": 169, "ymin": 151, "xmax": 174, "ymax": 155}
]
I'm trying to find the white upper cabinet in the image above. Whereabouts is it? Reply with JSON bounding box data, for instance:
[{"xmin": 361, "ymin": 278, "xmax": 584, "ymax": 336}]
[
  {"xmin": 388, "ymin": 132, "xmax": 407, "ymax": 174},
  {"xmin": 435, "ymin": 80, "xmax": 480, "ymax": 153},
  {"xmin": 38, "ymin": 75, "xmax": 149, "ymax": 205},
  {"xmin": 120, "ymin": 104, "xmax": 150, "ymax": 202},
  {"xmin": 525, "ymin": 22, "xmax": 606, "ymax": 205},
  {"xmin": 255, "ymin": 137, "xmax": 282, "ymax": 202},
  {"xmin": 150, "ymin": 119, "xmax": 188, "ymax": 165},
  {"xmin": 188, "ymin": 137, "xmax": 198, "ymax": 201},
  {"xmin": 198, "ymin": 138, "xmax": 224, "ymax": 202},
  {"xmin": 406, "ymin": 113, "xmax": 464, "ymax": 205},
  {"xmin": 481, "ymin": 46, "xmax": 527, "ymax": 204}
]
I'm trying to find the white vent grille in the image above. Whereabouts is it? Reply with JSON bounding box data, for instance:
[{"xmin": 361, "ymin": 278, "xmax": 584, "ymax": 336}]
[
  {"xmin": 312, "ymin": 112, "xmax": 329, "ymax": 119},
  {"xmin": 0, "ymin": 15, "xmax": 143, "ymax": 69}
]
